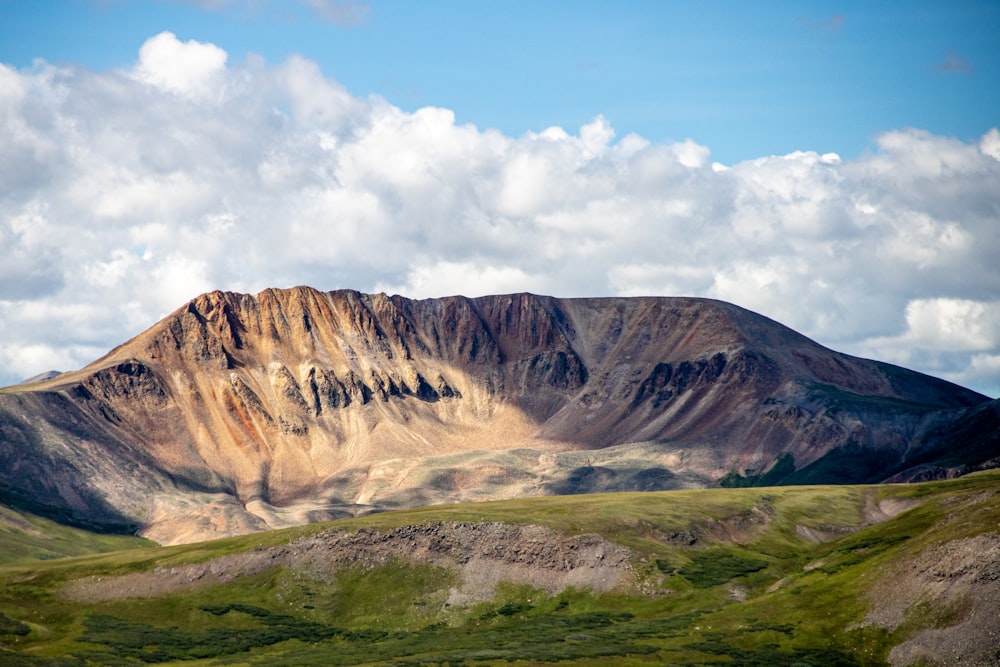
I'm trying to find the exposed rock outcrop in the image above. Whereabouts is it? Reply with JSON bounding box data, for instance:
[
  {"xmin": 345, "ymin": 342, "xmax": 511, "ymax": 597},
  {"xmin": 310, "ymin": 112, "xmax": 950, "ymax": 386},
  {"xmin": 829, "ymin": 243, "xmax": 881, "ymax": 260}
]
[{"xmin": 62, "ymin": 522, "xmax": 636, "ymax": 604}]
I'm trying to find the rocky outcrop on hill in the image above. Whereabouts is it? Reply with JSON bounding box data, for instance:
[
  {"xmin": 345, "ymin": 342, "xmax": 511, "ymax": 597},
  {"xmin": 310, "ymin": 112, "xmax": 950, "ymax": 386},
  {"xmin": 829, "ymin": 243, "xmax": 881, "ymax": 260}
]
[
  {"xmin": 63, "ymin": 522, "xmax": 636, "ymax": 604},
  {"xmin": 0, "ymin": 287, "xmax": 995, "ymax": 543}
]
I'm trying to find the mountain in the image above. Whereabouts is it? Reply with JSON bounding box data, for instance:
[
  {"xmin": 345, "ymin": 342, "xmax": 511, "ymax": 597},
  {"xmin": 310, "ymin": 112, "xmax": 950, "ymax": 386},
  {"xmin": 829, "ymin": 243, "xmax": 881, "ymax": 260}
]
[
  {"xmin": 18, "ymin": 370, "xmax": 62, "ymax": 385},
  {"xmin": 0, "ymin": 287, "xmax": 996, "ymax": 544}
]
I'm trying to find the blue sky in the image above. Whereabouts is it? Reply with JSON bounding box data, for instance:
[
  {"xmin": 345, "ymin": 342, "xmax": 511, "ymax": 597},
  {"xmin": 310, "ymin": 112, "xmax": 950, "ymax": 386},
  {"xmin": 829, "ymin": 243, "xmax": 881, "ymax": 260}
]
[
  {"xmin": 2, "ymin": 1, "xmax": 997, "ymax": 164},
  {"xmin": 0, "ymin": 0, "xmax": 999, "ymax": 397}
]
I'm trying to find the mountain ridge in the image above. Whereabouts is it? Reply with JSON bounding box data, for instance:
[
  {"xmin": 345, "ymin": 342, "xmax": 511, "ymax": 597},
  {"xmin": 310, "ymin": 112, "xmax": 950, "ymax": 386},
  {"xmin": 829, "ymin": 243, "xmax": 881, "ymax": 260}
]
[{"xmin": 1, "ymin": 286, "xmax": 995, "ymax": 544}]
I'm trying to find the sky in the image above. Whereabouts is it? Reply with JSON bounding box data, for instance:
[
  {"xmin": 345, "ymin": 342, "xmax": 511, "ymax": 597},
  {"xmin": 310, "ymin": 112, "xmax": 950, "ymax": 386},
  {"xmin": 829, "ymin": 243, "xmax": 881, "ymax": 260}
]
[{"xmin": 0, "ymin": 0, "xmax": 998, "ymax": 397}]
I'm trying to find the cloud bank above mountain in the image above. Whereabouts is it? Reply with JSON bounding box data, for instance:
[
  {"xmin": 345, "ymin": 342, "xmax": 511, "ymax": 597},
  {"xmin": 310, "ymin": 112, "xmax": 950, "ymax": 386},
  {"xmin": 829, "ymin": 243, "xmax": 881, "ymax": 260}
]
[{"xmin": 1, "ymin": 32, "xmax": 998, "ymax": 396}]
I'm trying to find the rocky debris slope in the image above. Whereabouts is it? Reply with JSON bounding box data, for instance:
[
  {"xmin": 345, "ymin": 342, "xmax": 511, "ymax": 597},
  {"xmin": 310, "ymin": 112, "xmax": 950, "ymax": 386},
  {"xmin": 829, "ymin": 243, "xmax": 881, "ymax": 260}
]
[
  {"xmin": 859, "ymin": 487, "xmax": 1000, "ymax": 667},
  {"xmin": 1, "ymin": 287, "xmax": 996, "ymax": 543},
  {"xmin": 62, "ymin": 521, "xmax": 636, "ymax": 605},
  {"xmin": 861, "ymin": 532, "xmax": 1000, "ymax": 667}
]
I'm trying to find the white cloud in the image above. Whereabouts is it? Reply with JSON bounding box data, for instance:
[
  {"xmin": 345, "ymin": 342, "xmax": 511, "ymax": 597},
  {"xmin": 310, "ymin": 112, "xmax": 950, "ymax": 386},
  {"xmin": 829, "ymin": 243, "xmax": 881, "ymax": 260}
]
[
  {"xmin": 982, "ymin": 128, "xmax": 1000, "ymax": 161},
  {"xmin": 0, "ymin": 35, "xmax": 998, "ymax": 398},
  {"xmin": 132, "ymin": 31, "xmax": 228, "ymax": 99},
  {"xmin": 0, "ymin": 341, "xmax": 103, "ymax": 381},
  {"xmin": 850, "ymin": 299, "xmax": 1000, "ymax": 397},
  {"xmin": 377, "ymin": 262, "xmax": 540, "ymax": 300},
  {"xmin": 579, "ymin": 115, "xmax": 615, "ymax": 157},
  {"xmin": 878, "ymin": 298, "xmax": 1000, "ymax": 352},
  {"xmin": 961, "ymin": 354, "xmax": 1000, "ymax": 398},
  {"xmin": 671, "ymin": 138, "xmax": 710, "ymax": 169}
]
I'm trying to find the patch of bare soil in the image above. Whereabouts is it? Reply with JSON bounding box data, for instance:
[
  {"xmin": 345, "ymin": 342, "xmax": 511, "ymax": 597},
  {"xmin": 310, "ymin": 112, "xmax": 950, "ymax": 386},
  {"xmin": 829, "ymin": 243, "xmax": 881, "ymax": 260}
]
[
  {"xmin": 794, "ymin": 524, "xmax": 857, "ymax": 544},
  {"xmin": 861, "ymin": 532, "xmax": 1000, "ymax": 667},
  {"xmin": 864, "ymin": 497, "xmax": 921, "ymax": 525},
  {"xmin": 62, "ymin": 522, "xmax": 636, "ymax": 605},
  {"xmin": 703, "ymin": 503, "xmax": 776, "ymax": 544},
  {"xmin": 796, "ymin": 495, "xmax": 922, "ymax": 544},
  {"xmin": 642, "ymin": 501, "xmax": 775, "ymax": 549}
]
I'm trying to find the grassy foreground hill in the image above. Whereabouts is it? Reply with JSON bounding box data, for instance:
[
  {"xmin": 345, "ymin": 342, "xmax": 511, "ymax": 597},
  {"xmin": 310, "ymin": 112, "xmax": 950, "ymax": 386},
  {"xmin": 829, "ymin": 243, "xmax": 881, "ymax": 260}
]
[{"xmin": 1, "ymin": 473, "xmax": 998, "ymax": 666}]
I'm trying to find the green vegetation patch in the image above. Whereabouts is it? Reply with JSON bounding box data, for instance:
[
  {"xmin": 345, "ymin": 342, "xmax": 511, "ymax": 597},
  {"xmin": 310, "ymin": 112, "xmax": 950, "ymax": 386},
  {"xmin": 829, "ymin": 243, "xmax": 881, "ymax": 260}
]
[
  {"xmin": 79, "ymin": 606, "xmax": 341, "ymax": 662},
  {"xmin": 0, "ymin": 610, "xmax": 31, "ymax": 637},
  {"xmin": 683, "ymin": 631, "xmax": 862, "ymax": 666},
  {"xmin": 678, "ymin": 549, "xmax": 770, "ymax": 587},
  {"xmin": 73, "ymin": 603, "xmax": 693, "ymax": 665},
  {"xmin": 323, "ymin": 560, "xmax": 458, "ymax": 629},
  {"xmin": 817, "ymin": 533, "xmax": 911, "ymax": 575},
  {"xmin": 241, "ymin": 605, "xmax": 695, "ymax": 666}
]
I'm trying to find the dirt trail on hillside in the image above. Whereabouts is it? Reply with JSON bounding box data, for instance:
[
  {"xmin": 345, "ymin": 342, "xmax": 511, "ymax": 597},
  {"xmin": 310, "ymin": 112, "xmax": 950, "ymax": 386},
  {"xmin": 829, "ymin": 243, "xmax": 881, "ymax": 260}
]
[{"xmin": 62, "ymin": 522, "xmax": 636, "ymax": 605}]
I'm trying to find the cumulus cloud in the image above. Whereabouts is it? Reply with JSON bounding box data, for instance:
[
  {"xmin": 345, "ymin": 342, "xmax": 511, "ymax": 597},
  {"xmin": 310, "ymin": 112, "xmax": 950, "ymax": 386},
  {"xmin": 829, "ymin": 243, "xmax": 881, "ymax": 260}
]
[
  {"xmin": 0, "ymin": 35, "xmax": 998, "ymax": 398},
  {"xmin": 981, "ymin": 128, "xmax": 1000, "ymax": 160},
  {"xmin": 376, "ymin": 262, "xmax": 541, "ymax": 300},
  {"xmin": 132, "ymin": 31, "xmax": 228, "ymax": 99},
  {"xmin": 899, "ymin": 298, "xmax": 1000, "ymax": 351},
  {"xmin": 860, "ymin": 299, "xmax": 1000, "ymax": 395}
]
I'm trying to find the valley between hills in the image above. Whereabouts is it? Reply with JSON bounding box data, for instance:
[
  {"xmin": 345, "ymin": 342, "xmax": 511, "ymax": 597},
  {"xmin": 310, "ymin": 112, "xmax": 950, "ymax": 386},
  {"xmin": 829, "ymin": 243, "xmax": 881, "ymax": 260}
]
[{"xmin": 1, "ymin": 287, "xmax": 998, "ymax": 665}]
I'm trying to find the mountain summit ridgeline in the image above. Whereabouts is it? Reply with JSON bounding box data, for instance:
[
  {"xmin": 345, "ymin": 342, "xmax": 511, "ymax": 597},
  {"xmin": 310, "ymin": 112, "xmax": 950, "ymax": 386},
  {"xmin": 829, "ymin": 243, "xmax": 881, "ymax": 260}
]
[{"xmin": 1, "ymin": 287, "xmax": 996, "ymax": 544}]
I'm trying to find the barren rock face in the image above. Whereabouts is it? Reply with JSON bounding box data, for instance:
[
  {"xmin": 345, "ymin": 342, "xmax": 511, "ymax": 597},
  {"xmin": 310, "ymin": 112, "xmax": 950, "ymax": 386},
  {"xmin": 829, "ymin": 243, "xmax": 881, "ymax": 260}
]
[{"xmin": 0, "ymin": 288, "xmax": 994, "ymax": 544}]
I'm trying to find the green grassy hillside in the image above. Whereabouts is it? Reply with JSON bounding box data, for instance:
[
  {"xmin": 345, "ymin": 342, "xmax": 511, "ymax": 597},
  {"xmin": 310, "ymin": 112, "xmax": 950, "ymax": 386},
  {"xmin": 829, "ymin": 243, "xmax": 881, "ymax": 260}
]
[
  {"xmin": 1, "ymin": 472, "xmax": 998, "ymax": 666},
  {"xmin": 0, "ymin": 503, "xmax": 153, "ymax": 565}
]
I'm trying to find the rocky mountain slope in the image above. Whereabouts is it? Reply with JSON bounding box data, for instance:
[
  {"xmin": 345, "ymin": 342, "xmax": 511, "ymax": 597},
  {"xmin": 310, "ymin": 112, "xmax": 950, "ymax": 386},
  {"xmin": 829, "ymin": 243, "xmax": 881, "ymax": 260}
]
[{"xmin": 0, "ymin": 287, "xmax": 996, "ymax": 544}]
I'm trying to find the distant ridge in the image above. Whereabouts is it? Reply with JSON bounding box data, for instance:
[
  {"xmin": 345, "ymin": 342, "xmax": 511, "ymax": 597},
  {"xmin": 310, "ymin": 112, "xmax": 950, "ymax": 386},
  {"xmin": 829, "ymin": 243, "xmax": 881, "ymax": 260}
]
[
  {"xmin": 18, "ymin": 370, "xmax": 62, "ymax": 385},
  {"xmin": 0, "ymin": 287, "xmax": 996, "ymax": 544}
]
